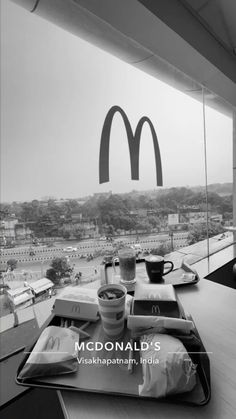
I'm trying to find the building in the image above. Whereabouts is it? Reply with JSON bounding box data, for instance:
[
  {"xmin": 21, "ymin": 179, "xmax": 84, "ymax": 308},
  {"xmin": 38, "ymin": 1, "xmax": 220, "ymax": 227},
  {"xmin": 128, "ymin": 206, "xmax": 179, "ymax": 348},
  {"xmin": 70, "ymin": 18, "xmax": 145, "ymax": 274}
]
[
  {"xmin": 188, "ymin": 212, "xmax": 207, "ymax": 224},
  {"xmin": 0, "ymin": 217, "xmax": 18, "ymax": 241},
  {"xmin": 210, "ymin": 214, "xmax": 223, "ymax": 223},
  {"xmin": 15, "ymin": 223, "xmax": 33, "ymax": 240},
  {"xmin": 168, "ymin": 213, "xmax": 180, "ymax": 226},
  {"xmin": 28, "ymin": 278, "xmax": 54, "ymax": 301},
  {"xmin": 93, "ymin": 192, "xmax": 112, "ymax": 199},
  {"xmin": 129, "ymin": 209, "xmax": 148, "ymax": 218},
  {"xmin": 172, "ymin": 210, "xmax": 224, "ymax": 226},
  {"xmin": 62, "ymin": 218, "xmax": 96, "ymax": 238},
  {"xmin": 71, "ymin": 213, "xmax": 83, "ymax": 222},
  {"xmin": 6, "ymin": 287, "xmax": 34, "ymax": 311},
  {"xmin": 0, "ymin": 218, "xmax": 33, "ymax": 243}
]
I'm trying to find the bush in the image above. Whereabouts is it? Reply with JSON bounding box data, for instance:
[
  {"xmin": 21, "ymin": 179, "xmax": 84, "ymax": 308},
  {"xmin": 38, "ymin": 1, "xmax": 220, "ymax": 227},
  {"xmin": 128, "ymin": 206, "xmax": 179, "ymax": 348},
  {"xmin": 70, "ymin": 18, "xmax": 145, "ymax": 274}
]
[
  {"xmin": 149, "ymin": 243, "xmax": 172, "ymax": 256},
  {"xmin": 2, "ymin": 297, "xmax": 14, "ymax": 314},
  {"xmin": 63, "ymin": 277, "xmax": 72, "ymax": 285},
  {"xmin": 6, "ymin": 258, "xmax": 18, "ymax": 271},
  {"xmin": 187, "ymin": 222, "xmax": 224, "ymax": 245}
]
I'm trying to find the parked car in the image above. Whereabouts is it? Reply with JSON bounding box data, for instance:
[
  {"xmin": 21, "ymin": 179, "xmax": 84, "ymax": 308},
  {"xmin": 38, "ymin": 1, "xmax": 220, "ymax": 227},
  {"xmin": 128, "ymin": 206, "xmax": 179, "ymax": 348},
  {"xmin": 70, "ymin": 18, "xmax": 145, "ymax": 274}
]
[
  {"xmin": 29, "ymin": 248, "xmax": 36, "ymax": 256},
  {"xmin": 63, "ymin": 246, "xmax": 78, "ymax": 252},
  {"xmin": 131, "ymin": 243, "xmax": 142, "ymax": 253}
]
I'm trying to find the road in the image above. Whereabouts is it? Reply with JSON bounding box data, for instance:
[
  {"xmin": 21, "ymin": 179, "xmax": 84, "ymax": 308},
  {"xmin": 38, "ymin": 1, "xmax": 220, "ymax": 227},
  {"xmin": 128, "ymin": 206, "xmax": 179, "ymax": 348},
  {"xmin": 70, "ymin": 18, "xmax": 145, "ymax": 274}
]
[
  {"xmin": 0, "ymin": 232, "xmax": 188, "ymax": 287},
  {"xmin": 0, "ymin": 232, "xmax": 189, "ymax": 261}
]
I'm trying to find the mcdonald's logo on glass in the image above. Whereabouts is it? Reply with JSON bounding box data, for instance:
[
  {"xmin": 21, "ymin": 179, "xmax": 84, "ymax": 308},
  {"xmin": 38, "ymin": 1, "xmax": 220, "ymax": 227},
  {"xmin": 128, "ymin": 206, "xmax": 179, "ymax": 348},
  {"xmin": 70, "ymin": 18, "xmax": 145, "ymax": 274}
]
[{"xmin": 99, "ymin": 106, "xmax": 163, "ymax": 186}]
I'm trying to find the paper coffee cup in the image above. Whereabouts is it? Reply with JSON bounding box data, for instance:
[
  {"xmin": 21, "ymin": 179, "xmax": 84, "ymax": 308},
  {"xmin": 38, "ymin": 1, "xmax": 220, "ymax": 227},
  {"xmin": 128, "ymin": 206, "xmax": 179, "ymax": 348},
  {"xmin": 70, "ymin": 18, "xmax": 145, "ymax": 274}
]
[{"xmin": 97, "ymin": 284, "xmax": 127, "ymax": 339}]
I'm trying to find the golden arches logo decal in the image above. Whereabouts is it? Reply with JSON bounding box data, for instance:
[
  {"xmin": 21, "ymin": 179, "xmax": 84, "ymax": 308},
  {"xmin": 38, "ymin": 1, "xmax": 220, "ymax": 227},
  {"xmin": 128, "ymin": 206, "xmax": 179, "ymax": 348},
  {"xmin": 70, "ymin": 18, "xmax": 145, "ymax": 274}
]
[{"xmin": 99, "ymin": 106, "xmax": 163, "ymax": 186}]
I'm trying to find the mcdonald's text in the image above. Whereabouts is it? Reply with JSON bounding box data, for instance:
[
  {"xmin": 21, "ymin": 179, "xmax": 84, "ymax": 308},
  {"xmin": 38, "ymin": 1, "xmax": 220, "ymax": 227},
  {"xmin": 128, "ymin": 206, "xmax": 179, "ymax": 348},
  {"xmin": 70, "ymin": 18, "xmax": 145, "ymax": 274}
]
[{"xmin": 75, "ymin": 340, "xmax": 161, "ymax": 352}]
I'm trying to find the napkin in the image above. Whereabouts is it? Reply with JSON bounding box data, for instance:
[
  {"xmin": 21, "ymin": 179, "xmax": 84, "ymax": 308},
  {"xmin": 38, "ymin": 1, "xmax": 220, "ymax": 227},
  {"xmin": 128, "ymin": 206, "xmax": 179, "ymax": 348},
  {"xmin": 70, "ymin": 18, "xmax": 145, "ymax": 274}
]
[{"xmin": 127, "ymin": 315, "xmax": 194, "ymax": 334}]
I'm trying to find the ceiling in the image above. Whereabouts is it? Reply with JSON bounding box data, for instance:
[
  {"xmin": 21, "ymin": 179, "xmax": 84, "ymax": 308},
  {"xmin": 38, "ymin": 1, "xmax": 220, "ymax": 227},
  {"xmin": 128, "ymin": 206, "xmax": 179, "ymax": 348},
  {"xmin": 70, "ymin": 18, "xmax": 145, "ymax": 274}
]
[
  {"xmin": 10, "ymin": 0, "xmax": 236, "ymax": 115},
  {"xmin": 182, "ymin": 0, "xmax": 236, "ymax": 56}
]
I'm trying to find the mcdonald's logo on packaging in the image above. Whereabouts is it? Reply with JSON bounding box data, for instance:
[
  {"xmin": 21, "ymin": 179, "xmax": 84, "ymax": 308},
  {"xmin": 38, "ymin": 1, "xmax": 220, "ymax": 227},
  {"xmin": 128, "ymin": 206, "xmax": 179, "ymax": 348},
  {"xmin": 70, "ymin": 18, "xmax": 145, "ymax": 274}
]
[
  {"xmin": 45, "ymin": 336, "xmax": 60, "ymax": 351},
  {"xmin": 71, "ymin": 304, "xmax": 80, "ymax": 314},
  {"xmin": 53, "ymin": 287, "xmax": 99, "ymax": 321},
  {"xmin": 99, "ymin": 106, "xmax": 163, "ymax": 186},
  {"xmin": 151, "ymin": 305, "xmax": 161, "ymax": 315}
]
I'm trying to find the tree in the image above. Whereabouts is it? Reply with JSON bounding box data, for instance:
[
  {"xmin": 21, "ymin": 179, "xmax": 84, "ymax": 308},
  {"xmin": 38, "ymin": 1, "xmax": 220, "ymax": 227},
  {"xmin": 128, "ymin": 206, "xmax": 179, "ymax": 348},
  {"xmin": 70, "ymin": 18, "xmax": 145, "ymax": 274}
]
[
  {"xmin": 148, "ymin": 215, "xmax": 160, "ymax": 229},
  {"xmin": 46, "ymin": 268, "xmax": 59, "ymax": 285},
  {"xmin": 3, "ymin": 297, "xmax": 14, "ymax": 314},
  {"xmin": 70, "ymin": 226, "xmax": 84, "ymax": 240},
  {"xmin": 135, "ymin": 220, "xmax": 151, "ymax": 233},
  {"xmin": 50, "ymin": 257, "xmax": 72, "ymax": 279},
  {"xmin": 62, "ymin": 230, "xmax": 70, "ymax": 240},
  {"xmin": 105, "ymin": 224, "xmax": 115, "ymax": 237},
  {"xmin": 7, "ymin": 259, "xmax": 18, "ymax": 271}
]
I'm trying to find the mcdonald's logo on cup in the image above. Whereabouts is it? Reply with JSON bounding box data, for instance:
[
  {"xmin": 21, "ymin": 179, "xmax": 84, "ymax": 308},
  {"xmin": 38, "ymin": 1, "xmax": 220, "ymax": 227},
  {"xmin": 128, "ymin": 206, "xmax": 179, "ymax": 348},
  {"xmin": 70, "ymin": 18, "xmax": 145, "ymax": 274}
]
[{"xmin": 99, "ymin": 106, "xmax": 163, "ymax": 186}]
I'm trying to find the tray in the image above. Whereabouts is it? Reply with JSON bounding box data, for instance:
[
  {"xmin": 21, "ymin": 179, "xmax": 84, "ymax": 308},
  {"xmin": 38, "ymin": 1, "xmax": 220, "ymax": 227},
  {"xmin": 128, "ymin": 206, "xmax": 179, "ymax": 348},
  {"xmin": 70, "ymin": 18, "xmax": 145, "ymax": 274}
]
[
  {"xmin": 104, "ymin": 259, "xmax": 200, "ymax": 293},
  {"xmin": 16, "ymin": 313, "xmax": 210, "ymax": 406}
]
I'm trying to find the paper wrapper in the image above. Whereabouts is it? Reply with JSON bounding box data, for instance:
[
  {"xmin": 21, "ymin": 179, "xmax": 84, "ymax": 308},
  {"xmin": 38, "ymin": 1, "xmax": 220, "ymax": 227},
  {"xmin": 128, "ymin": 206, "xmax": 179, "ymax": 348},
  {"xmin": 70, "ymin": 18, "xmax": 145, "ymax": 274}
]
[{"xmin": 18, "ymin": 326, "xmax": 79, "ymax": 380}]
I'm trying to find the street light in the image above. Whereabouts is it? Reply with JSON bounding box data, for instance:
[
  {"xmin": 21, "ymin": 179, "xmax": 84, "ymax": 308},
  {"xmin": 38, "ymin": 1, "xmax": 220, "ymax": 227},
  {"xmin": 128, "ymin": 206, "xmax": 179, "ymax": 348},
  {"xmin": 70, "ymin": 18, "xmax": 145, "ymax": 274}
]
[
  {"xmin": 169, "ymin": 229, "xmax": 174, "ymax": 252},
  {"xmin": 40, "ymin": 261, "xmax": 44, "ymax": 277}
]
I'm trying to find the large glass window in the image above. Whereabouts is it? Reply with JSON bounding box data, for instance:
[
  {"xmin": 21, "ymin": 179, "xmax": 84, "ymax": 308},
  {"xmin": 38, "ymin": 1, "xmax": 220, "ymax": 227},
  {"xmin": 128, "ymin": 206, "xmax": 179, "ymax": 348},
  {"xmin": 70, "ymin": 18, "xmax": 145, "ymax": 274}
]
[
  {"xmin": 204, "ymin": 91, "xmax": 233, "ymax": 256},
  {"xmin": 0, "ymin": 1, "xmax": 234, "ymax": 355}
]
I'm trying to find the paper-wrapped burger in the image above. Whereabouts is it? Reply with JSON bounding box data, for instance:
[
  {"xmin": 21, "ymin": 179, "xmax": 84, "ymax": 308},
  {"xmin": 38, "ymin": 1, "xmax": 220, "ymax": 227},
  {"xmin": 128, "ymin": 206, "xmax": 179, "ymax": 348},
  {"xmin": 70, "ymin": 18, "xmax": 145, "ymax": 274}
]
[{"xmin": 139, "ymin": 333, "xmax": 197, "ymax": 398}]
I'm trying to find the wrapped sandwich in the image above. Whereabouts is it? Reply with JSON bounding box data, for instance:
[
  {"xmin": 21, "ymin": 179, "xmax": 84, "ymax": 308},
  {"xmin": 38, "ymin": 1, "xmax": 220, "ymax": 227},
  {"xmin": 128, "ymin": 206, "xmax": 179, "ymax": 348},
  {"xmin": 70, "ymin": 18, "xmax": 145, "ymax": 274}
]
[
  {"xmin": 139, "ymin": 333, "xmax": 197, "ymax": 398},
  {"xmin": 18, "ymin": 325, "xmax": 79, "ymax": 380}
]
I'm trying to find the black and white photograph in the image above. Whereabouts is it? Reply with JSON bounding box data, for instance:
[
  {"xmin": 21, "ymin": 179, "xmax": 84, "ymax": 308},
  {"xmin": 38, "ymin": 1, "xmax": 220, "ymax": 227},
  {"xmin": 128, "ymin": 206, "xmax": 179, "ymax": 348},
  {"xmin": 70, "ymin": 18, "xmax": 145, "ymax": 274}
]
[{"xmin": 1, "ymin": 1, "xmax": 236, "ymax": 418}]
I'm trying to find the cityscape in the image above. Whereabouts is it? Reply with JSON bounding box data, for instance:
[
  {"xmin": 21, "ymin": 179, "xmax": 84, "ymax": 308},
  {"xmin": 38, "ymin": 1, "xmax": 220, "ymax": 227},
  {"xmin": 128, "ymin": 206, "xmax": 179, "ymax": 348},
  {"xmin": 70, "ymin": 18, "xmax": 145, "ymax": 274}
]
[
  {"xmin": 0, "ymin": 182, "xmax": 232, "ymax": 320},
  {"xmin": 1, "ymin": 183, "xmax": 232, "ymax": 245}
]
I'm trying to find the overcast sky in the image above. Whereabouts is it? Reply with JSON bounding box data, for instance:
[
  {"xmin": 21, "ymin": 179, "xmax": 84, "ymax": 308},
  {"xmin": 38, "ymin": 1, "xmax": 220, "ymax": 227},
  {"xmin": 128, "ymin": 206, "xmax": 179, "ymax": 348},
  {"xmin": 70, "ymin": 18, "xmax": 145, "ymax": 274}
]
[{"xmin": 0, "ymin": 0, "xmax": 233, "ymax": 203}]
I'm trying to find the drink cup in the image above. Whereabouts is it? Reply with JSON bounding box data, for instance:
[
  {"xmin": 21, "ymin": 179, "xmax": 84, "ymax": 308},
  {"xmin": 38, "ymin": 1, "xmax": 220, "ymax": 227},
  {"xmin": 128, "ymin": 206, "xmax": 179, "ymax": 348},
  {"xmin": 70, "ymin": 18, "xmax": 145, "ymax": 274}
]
[
  {"xmin": 97, "ymin": 284, "xmax": 127, "ymax": 339},
  {"xmin": 145, "ymin": 255, "xmax": 174, "ymax": 283},
  {"xmin": 118, "ymin": 247, "xmax": 136, "ymax": 284}
]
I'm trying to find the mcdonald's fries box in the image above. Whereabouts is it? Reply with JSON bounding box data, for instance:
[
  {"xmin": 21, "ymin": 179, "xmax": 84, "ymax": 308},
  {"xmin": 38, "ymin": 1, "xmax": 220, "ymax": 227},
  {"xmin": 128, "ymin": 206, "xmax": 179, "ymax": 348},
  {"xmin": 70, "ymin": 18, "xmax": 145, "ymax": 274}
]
[{"xmin": 52, "ymin": 287, "xmax": 99, "ymax": 322}]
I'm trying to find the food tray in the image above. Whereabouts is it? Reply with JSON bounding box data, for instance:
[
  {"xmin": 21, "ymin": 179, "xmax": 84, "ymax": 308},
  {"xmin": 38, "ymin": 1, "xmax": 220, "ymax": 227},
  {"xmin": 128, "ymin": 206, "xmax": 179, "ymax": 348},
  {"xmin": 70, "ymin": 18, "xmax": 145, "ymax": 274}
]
[
  {"xmin": 16, "ymin": 313, "xmax": 210, "ymax": 406},
  {"xmin": 104, "ymin": 259, "xmax": 200, "ymax": 293}
]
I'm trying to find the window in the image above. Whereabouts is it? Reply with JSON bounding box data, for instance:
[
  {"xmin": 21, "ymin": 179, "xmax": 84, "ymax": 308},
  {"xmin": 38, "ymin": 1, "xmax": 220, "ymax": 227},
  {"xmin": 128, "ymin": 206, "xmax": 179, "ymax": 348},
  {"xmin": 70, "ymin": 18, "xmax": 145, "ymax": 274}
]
[{"xmin": 0, "ymin": 1, "xmax": 234, "ymax": 354}]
